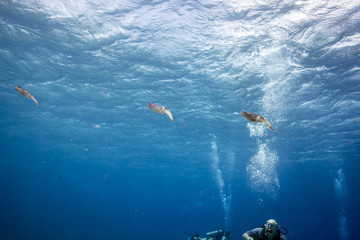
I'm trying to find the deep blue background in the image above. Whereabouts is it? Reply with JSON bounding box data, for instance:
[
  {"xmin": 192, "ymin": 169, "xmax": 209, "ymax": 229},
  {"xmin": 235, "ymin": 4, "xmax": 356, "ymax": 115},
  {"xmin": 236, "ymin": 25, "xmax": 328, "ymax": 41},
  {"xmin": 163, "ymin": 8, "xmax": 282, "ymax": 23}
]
[{"xmin": 1, "ymin": 1, "xmax": 360, "ymax": 239}]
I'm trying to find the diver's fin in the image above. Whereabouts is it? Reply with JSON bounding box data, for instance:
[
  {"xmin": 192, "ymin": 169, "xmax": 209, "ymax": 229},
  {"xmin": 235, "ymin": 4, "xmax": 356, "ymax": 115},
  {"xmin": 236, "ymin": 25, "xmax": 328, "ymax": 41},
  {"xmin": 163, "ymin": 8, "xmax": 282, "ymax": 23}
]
[{"xmin": 30, "ymin": 95, "xmax": 40, "ymax": 107}]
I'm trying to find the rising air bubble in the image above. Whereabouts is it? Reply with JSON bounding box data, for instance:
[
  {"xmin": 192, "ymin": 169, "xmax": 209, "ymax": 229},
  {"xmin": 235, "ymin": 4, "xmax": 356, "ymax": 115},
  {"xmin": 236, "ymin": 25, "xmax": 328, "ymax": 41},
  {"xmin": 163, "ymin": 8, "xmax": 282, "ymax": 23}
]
[
  {"xmin": 335, "ymin": 169, "xmax": 348, "ymax": 203},
  {"xmin": 247, "ymin": 143, "xmax": 280, "ymax": 199},
  {"xmin": 247, "ymin": 123, "xmax": 266, "ymax": 137},
  {"xmin": 338, "ymin": 209, "xmax": 348, "ymax": 240},
  {"xmin": 211, "ymin": 135, "xmax": 232, "ymax": 230},
  {"xmin": 334, "ymin": 169, "xmax": 348, "ymax": 240}
]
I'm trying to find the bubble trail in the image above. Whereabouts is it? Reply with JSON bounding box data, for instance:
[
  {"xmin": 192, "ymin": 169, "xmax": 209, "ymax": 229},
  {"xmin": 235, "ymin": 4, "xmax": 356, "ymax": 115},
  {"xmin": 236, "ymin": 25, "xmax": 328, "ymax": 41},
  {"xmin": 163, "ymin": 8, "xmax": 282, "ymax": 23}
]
[
  {"xmin": 334, "ymin": 169, "xmax": 348, "ymax": 240},
  {"xmin": 339, "ymin": 210, "xmax": 348, "ymax": 240},
  {"xmin": 211, "ymin": 135, "xmax": 232, "ymax": 230}
]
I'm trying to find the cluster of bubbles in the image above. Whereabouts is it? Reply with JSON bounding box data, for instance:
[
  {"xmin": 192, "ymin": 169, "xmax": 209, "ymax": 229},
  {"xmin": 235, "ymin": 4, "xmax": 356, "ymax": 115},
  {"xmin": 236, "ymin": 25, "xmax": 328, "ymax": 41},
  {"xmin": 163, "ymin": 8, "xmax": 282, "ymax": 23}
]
[{"xmin": 247, "ymin": 142, "xmax": 280, "ymax": 199}]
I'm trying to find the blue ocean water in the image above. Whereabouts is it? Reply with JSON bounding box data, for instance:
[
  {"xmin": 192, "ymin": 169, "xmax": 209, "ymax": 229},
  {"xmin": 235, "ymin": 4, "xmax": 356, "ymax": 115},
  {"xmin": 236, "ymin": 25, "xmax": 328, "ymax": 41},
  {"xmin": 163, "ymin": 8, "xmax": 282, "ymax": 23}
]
[{"xmin": 0, "ymin": 0, "xmax": 360, "ymax": 239}]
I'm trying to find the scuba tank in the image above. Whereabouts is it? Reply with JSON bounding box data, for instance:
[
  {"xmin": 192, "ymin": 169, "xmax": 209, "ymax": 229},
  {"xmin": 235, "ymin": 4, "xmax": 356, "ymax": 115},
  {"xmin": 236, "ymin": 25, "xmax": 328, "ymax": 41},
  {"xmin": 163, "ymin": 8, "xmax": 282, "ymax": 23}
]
[
  {"xmin": 184, "ymin": 229, "xmax": 230, "ymax": 240},
  {"xmin": 206, "ymin": 230, "xmax": 224, "ymax": 238},
  {"xmin": 206, "ymin": 230, "xmax": 230, "ymax": 240}
]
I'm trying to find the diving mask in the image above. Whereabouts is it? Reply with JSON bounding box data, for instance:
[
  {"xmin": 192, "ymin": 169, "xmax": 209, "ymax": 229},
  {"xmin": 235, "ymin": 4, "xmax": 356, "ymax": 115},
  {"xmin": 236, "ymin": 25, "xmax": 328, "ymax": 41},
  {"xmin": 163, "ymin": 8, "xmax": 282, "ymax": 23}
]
[{"xmin": 265, "ymin": 222, "xmax": 277, "ymax": 233}]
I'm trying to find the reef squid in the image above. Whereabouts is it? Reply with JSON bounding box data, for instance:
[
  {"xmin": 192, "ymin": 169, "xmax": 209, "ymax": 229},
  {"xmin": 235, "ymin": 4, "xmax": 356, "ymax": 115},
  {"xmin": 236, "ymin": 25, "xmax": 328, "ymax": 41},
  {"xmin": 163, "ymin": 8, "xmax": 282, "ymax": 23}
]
[
  {"xmin": 241, "ymin": 111, "xmax": 273, "ymax": 130},
  {"xmin": 148, "ymin": 102, "xmax": 174, "ymax": 122},
  {"xmin": 14, "ymin": 85, "xmax": 40, "ymax": 107}
]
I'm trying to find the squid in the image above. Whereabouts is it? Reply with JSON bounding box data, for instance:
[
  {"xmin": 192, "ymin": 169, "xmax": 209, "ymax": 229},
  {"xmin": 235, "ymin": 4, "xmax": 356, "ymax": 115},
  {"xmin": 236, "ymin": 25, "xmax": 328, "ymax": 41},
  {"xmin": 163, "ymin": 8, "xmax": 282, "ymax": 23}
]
[
  {"xmin": 241, "ymin": 111, "xmax": 273, "ymax": 130},
  {"xmin": 14, "ymin": 85, "xmax": 40, "ymax": 107},
  {"xmin": 148, "ymin": 102, "xmax": 174, "ymax": 122}
]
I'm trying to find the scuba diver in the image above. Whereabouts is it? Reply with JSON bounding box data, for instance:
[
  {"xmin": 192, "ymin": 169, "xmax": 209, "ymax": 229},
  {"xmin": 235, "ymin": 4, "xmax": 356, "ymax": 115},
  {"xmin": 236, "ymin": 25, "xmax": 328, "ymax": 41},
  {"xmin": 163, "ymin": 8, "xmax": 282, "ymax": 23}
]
[
  {"xmin": 185, "ymin": 229, "xmax": 231, "ymax": 240},
  {"xmin": 242, "ymin": 219, "xmax": 288, "ymax": 240}
]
